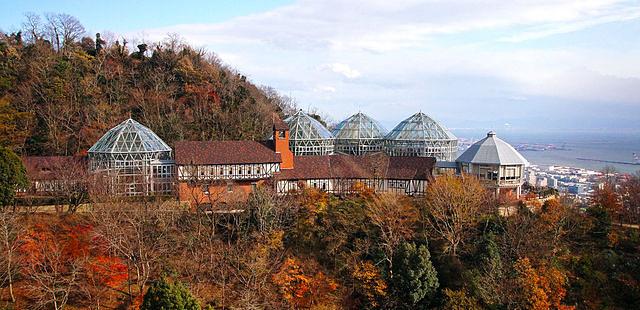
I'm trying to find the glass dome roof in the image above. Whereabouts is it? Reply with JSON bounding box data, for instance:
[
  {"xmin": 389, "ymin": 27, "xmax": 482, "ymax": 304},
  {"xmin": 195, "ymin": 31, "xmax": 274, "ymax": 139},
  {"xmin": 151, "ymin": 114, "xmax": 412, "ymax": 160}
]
[
  {"xmin": 332, "ymin": 112, "xmax": 387, "ymax": 140},
  {"xmin": 386, "ymin": 112, "xmax": 457, "ymax": 141},
  {"xmin": 284, "ymin": 110, "xmax": 334, "ymax": 140},
  {"xmin": 88, "ymin": 118, "xmax": 171, "ymax": 154}
]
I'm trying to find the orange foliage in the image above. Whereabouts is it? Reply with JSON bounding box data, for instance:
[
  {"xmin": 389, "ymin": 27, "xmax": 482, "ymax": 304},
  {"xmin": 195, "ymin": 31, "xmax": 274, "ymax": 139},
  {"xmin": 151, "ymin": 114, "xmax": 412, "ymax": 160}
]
[
  {"xmin": 351, "ymin": 261, "xmax": 387, "ymax": 307},
  {"xmin": 272, "ymin": 258, "xmax": 338, "ymax": 308},
  {"xmin": 592, "ymin": 185, "xmax": 622, "ymax": 216},
  {"xmin": 87, "ymin": 255, "xmax": 128, "ymax": 289},
  {"xmin": 514, "ymin": 257, "xmax": 574, "ymax": 310}
]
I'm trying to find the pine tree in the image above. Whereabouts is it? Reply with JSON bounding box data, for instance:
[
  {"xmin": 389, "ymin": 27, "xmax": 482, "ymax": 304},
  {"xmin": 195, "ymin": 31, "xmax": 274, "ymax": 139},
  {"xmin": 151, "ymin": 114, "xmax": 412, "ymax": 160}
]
[
  {"xmin": 0, "ymin": 147, "xmax": 27, "ymax": 207},
  {"xmin": 141, "ymin": 277, "xmax": 200, "ymax": 310},
  {"xmin": 391, "ymin": 242, "xmax": 439, "ymax": 308}
]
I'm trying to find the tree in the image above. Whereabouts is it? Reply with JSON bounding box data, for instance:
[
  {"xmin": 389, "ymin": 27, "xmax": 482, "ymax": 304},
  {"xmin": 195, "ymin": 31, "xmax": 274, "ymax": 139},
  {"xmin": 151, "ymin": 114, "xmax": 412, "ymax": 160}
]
[
  {"xmin": 512, "ymin": 257, "xmax": 574, "ymax": 310},
  {"xmin": 620, "ymin": 172, "xmax": 640, "ymax": 223},
  {"xmin": 0, "ymin": 147, "xmax": 27, "ymax": 207},
  {"xmin": 366, "ymin": 193, "xmax": 418, "ymax": 275},
  {"xmin": 421, "ymin": 174, "xmax": 489, "ymax": 256},
  {"xmin": 351, "ymin": 260, "xmax": 388, "ymax": 308},
  {"xmin": 441, "ymin": 288, "xmax": 482, "ymax": 310},
  {"xmin": 0, "ymin": 207, "xmax": 23, "ymax": 303},
  {"xmin": 466, "ymin": 232, "xmax": 505, "ymax": 307},
  {"xmin": 141, "ymin": 277, "xmax": 200, "ymax": 310},
  {"xmin": 0, "ymin": 96, "xmax": 32, "ymax": 151},
  {"xmin": 390, "ymin": 242, "xmax": 439, "ymax": 308},
  {"xmin": 272, "ymin": 257, "xmax": 339, "ymax": 308},
  {"xmin": 44, "ymin": 13, "xmax": 85, "ymax": 52}
]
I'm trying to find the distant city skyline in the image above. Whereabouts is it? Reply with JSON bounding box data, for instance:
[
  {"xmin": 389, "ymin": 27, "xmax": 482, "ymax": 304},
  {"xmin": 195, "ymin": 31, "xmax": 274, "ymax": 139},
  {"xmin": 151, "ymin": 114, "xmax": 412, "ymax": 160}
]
[{"xmin": 2, "ymin": 0, "xmax": 640, "ymax": 132}]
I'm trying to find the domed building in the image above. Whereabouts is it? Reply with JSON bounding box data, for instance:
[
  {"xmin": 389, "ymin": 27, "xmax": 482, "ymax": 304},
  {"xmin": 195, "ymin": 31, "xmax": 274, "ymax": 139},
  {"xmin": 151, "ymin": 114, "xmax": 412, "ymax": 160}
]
[
  {"xmin": 332, "ymin": 112, "xmax": 387, "ymax": 155},
  {"xmin": 88, "ymin": 118, "xmax": 175, "ymax": 196},
  {"xmin": 385, "ymin": 112, "xmax": 458, "ymax": 161},
  {"xmin": 284, "ymin": 110, "xmax": 334, "ymax": 156},
  {"xmin": 456, "ymin": 131, "xmax": 529, "ymax": 198}
]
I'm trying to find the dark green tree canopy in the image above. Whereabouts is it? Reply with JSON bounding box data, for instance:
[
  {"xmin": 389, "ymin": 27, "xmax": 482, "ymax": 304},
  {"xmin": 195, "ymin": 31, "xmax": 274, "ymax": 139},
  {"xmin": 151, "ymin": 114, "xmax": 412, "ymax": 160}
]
[
  {"xmin": 391, "ymin": 242, "xmax": 439, "ymax": 308},
  {"xmin": 0, "ymin": 147, "xmax": 27, "ymax": 206},
  {"xmin": 141, "ymin": 277, "xmax": 200, "ymax": 310}
]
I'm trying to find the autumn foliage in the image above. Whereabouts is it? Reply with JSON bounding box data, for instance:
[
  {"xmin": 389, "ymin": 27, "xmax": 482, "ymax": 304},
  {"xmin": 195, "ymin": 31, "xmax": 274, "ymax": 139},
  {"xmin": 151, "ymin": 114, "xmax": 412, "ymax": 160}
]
[{"xmin": 272, "ymin": 257, "xmax": 339, "ymax": 308}]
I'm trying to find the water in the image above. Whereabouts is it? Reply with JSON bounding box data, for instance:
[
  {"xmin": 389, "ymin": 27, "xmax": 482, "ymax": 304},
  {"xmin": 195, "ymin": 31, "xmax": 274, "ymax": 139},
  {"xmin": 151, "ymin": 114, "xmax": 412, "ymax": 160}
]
[{"xmin": 452, "ymin": 130, "xmax": 640, "ymax": 174}]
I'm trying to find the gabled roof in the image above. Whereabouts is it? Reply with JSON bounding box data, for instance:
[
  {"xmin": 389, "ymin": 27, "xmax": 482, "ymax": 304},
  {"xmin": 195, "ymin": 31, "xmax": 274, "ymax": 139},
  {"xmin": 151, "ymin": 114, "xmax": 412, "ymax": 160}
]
[
  {"xmin": 284, "ymin": 110, "xmax": 334, "ymax": 140},
  {"xmin": 456, "ymin": 131, "xmax": 529, "ymax": 166},
  {"xmin": 332, "ymin": 112, "xmax": 387, "ymax": 140},
  {"xmin": 22, "ymin": 156, "xmax": 87, "ymax": 181},
  {"xmin": 386, "ymin": 112, "xmax": 456, "ymax": 141},
  {"xmin": 174, "ymin": 140, "xmax": 281, "ymax": 165},
  {"xmin": 88, "ymin": 118, "xmax": 171, "ymax": 154},
  {"xmin": 278, "ymin": 153, "xmax": 434, "ymax": 180}
]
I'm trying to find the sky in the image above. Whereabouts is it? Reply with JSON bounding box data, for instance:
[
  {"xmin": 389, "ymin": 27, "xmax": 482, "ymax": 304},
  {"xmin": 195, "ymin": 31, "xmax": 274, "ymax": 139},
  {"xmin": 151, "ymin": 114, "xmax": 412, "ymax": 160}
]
[{"xmin": 2, "ymin": 0, "xmax": 640, "ymax": 134}]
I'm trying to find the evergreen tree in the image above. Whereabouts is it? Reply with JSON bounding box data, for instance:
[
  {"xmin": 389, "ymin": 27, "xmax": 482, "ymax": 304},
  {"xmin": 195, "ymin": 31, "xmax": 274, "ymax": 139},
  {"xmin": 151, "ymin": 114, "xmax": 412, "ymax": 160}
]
[
  {"xmin": 141, "ymin": 277, "xmax": 200, "ymax": 310},
  {"xmin": 0, "ymin": 147, "xmax": 27, "ymax": 207},
  {"xmin": 391, "ymin": 242, "xmax": 439, "ymax": 308}
]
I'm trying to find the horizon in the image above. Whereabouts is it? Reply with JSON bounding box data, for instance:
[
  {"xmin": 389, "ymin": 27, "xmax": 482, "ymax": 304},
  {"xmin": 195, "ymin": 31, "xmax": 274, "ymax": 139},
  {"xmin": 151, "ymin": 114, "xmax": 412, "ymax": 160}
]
[{"xmin": 2, "ymin": 0, "xmax": 640, "ymax": 133}]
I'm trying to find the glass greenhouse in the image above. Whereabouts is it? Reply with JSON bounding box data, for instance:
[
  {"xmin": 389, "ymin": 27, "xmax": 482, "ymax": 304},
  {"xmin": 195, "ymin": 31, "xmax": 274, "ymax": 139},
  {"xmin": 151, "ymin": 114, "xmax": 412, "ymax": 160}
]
[
  {"xmin": 88, "ymin": 118, "xmax": 175, "ymax": 196},
  {"xmin": 284, "ymin": 110, "xmax": 334, "ymax": 156},
  {"xmin": 332, "ymin": 112, "xmax": 388, "ymax": 155},
  {"xmin": 385, "ymin": 112, "xmax": 458, "ymax": 161}
]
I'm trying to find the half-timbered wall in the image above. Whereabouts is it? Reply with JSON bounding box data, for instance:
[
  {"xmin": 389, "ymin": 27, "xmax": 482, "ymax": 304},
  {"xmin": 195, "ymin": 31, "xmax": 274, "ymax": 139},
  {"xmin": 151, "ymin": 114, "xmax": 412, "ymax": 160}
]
[
  {"xmin": 177, "ymin": 163, "xmax": 280, "ymax": 181},
  {"xmin": 276, "ymin": 178, "xmax": 428, "ymax": 195}
]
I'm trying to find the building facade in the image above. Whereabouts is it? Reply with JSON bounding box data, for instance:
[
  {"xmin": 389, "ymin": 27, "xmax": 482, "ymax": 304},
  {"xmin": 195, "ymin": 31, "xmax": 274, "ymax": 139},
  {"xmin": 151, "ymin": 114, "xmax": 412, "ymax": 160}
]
[{"xmin": 456, "ymin": 131, "xmax": 529, "ymax": 198}]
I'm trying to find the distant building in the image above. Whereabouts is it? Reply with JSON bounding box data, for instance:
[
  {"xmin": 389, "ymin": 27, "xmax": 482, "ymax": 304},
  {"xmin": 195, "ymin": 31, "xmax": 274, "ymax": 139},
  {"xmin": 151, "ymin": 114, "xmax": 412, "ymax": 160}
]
[
  {"xmin": 547, "ymin": 177, "xmax": 558, "ymax": 189},
  {"xmin": 456, "ymin": 131, "xmax": 529, "ymax": 198},
  {"xmin": 21, "ymin": 156, "xmax": 87, "ymax": 197},
  {"xmin": 536, "ymin": 177, "xmax": 548, "ymax": 188}
]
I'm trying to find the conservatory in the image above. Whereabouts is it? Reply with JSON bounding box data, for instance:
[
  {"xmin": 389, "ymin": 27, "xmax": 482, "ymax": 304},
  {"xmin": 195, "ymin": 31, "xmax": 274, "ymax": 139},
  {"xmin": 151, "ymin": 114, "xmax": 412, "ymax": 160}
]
[
  {"xmin": 88, "ymin": 118, "xmax": 175, "ymax": 196},
  {"xmin": 385, "ymin": 112, "xmax": 458, "ymax": 161},
  {"xmin": 332, "ymin": 112, "xmax": 388, "ymax": 155},
  {"xmin": 284, "ymin": 110, "xmax": 335, "ymax": 156}
]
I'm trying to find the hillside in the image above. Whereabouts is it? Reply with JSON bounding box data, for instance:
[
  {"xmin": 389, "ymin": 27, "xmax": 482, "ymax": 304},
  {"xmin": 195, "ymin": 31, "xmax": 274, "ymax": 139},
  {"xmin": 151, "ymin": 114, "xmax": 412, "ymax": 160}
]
[{"xmin": 0, "ymin": 13, "xmax": 294, "ymax": 156}]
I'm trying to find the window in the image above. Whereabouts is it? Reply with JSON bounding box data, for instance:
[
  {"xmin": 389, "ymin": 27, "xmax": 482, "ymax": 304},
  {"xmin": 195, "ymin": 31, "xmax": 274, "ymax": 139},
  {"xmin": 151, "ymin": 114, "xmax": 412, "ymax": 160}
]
[
  {"xmin": 251, "ymin": 183, "xmax": 257, "ymax": 191},
  {"xmin": 278, "ymin": 130, "xmax": 286, "ymax": 138},
  {"xmin": 227, "ymin": 183, "xmax": 233, "ymax": 193}
]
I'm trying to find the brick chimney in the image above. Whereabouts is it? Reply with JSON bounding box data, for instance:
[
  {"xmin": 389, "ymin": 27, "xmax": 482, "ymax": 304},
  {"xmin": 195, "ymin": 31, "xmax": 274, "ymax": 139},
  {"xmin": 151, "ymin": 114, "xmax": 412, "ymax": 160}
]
[{"xmin": 273, "ymin": 114, "xmax": 294, "ymax": 169}]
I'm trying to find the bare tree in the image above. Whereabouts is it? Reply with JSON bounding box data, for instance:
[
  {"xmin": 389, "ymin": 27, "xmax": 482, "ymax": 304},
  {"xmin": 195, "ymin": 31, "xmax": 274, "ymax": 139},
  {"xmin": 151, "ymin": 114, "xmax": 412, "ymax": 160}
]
[
  {"xmin": 421, "ymin": 174, "xmax": 490, "ymax": 256},
  {"xmin": 22, "ymin": 12, "xmax": 43, "ymax": 43},
  {"xmin": 366, "ymin": 193, "xmax": 418, "ymax": 277},
  {"xmin": 0, "ymin": 208, "xmax": 24, "ymax": 303},
  {"xmin": 44, "ymin": 13, "xmax": 85, "ymax": 52}
]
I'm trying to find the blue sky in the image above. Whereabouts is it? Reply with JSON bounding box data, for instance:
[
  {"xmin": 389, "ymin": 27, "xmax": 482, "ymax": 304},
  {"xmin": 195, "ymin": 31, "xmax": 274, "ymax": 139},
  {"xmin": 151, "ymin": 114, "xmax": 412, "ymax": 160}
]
[{"xmin": 1, "ymin": 0, "xmax": 640, "ymax": 134}]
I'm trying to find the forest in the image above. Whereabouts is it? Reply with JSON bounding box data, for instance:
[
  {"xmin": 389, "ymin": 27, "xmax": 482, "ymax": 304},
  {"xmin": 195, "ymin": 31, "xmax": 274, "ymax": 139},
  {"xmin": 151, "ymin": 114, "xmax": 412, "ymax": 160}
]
[{"xmin": 1, "ymin": 13, "xmax": 640, "ymax": 310}]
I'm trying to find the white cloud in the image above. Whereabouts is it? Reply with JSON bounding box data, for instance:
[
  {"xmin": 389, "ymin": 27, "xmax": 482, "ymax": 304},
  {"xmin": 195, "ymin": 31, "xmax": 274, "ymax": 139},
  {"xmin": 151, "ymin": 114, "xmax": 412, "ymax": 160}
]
[
  {"xmin": 127, "ymin": 0, "xmax": 640, "ymax": 129},
  {"xmin": 318, "ymin": 63, "xmax": 361, "ymax": 79},
  {"xmin": 313, "ymin": 85, "xmax": 337, "ymax": 93}
]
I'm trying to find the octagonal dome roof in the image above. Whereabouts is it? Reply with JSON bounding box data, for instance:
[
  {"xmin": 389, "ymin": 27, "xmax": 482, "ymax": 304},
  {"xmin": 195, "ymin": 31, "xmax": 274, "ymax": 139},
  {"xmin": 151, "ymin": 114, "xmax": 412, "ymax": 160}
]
[
  {"xmin": 88, "ymin": 118, "xmax": 171, "ymax": 154},
  {"xmin": 284, "ymin": 110, "xmax": 334, "ymax": 140},
  {"xmin": 386, "ymin": 112, "xmax": 456, "ymax": 141},
  {"xmin": 332, "ymin": 112, "xmax": 387, "ymax": 140},
  {"xmin": 457, "ymin": 131, "xmax": 529, "ymax": 166}
]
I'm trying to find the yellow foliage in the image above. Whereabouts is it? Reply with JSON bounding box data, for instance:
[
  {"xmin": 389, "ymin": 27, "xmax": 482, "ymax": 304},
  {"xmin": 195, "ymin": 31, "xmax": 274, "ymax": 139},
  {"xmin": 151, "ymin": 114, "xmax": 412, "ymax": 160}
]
[{"xmin": 351, "ymin": 261, "xmax": 387, "ymax": 307}]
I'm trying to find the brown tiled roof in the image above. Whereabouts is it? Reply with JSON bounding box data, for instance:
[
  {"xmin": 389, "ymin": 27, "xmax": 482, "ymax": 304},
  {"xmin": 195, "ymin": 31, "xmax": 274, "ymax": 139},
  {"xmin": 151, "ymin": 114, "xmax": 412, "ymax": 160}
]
[
  {"xmin": 175, "ymin": 141, "xmax": 282, "ymax": 165},
  {"xmin": 272, "ymin": 113, "xmax": 289, "ymax": 131},
  {"xmin": 278, "ymin": 153, "xmax": 434, "ymax": 180},
  {"xmin": 22, "ymin": 156, "xmax": 87, "ymax": 181}
]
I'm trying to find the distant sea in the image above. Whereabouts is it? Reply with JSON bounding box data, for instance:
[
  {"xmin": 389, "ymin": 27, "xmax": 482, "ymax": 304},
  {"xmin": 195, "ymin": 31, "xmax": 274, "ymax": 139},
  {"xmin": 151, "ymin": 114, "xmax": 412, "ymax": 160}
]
[{"xmin": 451, "ymin": 130, "xmax": 640, "ymax": 174}]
